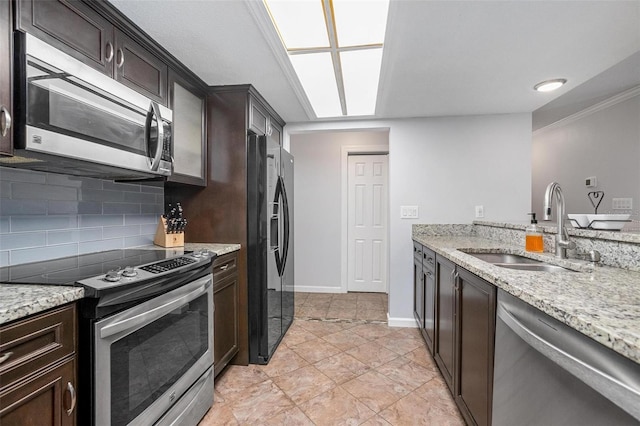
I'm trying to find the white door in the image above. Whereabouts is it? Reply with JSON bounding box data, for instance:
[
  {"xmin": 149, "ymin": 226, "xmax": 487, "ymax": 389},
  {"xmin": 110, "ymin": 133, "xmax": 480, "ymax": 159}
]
[{"xmin": 347, "ymin": 154, "xmax": 388, "ymax": 293}]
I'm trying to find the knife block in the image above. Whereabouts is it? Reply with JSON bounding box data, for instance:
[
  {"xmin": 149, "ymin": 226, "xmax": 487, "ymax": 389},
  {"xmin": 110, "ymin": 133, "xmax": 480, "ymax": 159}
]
[{"xmin": 153, "ymin": 216, "xmax": 184, "ymax": 248}]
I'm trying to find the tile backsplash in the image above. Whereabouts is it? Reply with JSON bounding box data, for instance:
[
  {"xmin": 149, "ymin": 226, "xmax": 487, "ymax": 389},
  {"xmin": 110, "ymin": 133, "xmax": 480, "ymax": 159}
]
[{"xmin": 0, "ymin": 167, "xmax": 164, "ymax": 266}]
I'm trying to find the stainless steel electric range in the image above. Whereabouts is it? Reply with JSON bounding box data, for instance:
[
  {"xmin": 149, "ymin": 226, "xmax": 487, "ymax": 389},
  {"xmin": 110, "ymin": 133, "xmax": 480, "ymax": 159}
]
[{"xmin": 0, "ymin": 248, "xmax": 216, "ymax": 426}]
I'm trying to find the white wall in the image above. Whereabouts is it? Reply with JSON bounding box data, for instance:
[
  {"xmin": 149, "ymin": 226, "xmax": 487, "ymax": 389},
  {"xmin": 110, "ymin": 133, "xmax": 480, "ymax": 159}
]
[
  {"xmin": 290, "ymin": 130, "xmax": 390, "ymax": 293},
  {"xmin": 286, "ymin": 113, "xmax": 532, "ymax": 326},
  {"xmin": 532, "ymin": 94, "xmax": 640, "ymax": 222}
]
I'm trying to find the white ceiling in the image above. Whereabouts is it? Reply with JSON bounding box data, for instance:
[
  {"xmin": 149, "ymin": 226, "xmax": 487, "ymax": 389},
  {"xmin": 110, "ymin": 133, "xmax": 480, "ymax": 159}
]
[{"xmin": 110, "ymin": 0, "xmax": 640, "ymax": 124}]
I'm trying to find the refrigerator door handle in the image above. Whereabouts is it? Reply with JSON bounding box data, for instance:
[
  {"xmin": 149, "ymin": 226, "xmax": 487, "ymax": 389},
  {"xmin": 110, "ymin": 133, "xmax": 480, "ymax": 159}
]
[
  {"xmin": 273, "ymin": 177, "xmax": 285, "ymax": 276},
  {"xmin": 280, "ymin": 175, "xmax": 290, "ymax": 275}
]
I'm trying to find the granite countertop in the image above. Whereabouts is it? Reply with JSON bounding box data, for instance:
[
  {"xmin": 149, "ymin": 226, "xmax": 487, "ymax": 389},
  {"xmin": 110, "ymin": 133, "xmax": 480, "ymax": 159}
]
[
  {"xmin": 0, "ymin": 285, "xmax": 84, "ymax": 325},
  {"xmin": 184, "ymin": 242, "xmax": 241, "ymax": 256},
  {"xmin": 0, "ymin": 242, "xmax": 241, "ymax": 326},
  {"xmin": 413, "ymin": 234, "xmax": 640, "ymax": 365}
]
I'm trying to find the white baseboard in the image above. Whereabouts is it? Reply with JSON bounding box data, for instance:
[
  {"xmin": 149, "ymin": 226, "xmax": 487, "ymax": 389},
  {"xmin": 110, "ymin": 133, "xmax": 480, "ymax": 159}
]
[
  {"xmin": 294, "ymin": 286, "xmax": 344, "ymax": 294},
  {"xmin": 387, "ymin": 314, "xmax": 418, "ymax": 328}
]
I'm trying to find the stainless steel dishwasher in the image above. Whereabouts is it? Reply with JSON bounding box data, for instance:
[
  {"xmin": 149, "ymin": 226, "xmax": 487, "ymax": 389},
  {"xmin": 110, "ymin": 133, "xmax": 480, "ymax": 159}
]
[{"xmin": 492, "ymin": 289, "xmax": 640, "ymax": 425}]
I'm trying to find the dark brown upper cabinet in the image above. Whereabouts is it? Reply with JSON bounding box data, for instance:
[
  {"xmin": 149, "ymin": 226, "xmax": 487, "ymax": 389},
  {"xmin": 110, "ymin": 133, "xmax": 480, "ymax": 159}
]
[
  {"xmin": 0, "ymin": 0, "xmax": 13, "ymax": 156},
  {"xmin": 167, "ymin": 69, "xmax": 207, "ymax": 186},
  {"xmin": 17, "ymin": 0, "xmax": 115, "ymax": 76},
  {"xmin": 17, "ymin": 0, "xmax": 168, "ymax": 106},
  {"xmin": 114, "ymin": 30, "xmax": 167, "ymax": 105}
]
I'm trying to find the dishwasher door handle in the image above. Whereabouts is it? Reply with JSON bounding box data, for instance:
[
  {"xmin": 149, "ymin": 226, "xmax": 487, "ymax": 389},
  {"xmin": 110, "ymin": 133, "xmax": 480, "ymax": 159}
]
[{"xmin": 497, "ymin": 301, "xmax": 640, "ymax": 421}]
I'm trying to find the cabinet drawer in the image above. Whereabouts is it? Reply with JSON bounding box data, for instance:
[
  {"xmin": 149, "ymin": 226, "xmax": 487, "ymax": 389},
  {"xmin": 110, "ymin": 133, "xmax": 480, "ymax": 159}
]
[
  {"xmin": 212, "ymin": 252, "xmax": 238, "ymax": 284},
  {"xmin": 0, "ymin": 304, "xmax": 76, "ymax": 390},
  {"xmin": 422, "ymin": 247, "xmax": 436, "ymax": 270}
]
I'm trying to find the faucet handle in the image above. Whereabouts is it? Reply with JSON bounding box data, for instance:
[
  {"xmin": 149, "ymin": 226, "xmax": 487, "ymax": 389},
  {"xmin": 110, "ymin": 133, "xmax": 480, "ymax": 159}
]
[{"xmin": 588, "ymin": 250, "xmax": 601, "ymax": 263}]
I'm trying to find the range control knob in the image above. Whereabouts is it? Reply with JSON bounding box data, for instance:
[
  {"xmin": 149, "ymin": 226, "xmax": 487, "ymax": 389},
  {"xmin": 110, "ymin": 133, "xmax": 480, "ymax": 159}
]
[
  {"xmin": 104, "ymin": 270, "xmax": 121, "ymax": 282},
  {"xmin": 122, "ymin": 267, "xmax": 137, "ymax": 277}
]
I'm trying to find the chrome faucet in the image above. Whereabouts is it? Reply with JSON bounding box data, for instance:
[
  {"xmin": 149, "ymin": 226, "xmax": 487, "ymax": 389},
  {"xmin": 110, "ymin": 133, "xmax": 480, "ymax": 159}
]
[{"xmin": 543, "ymin": 182, "xmax": 576, "ymax": 259}]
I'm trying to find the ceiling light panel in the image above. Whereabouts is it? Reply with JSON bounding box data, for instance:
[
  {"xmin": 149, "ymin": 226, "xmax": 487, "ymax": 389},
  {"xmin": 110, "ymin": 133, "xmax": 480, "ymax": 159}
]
[
  {"xmin": 333, "ymin": 0, "xmax": 389, "ymax": 47},
  {"xmin": 289, "ymin": 52, "xmax": 342, "ymax": 117},
  {"xmin": 265, "ymin": 0, "xmax": 330, "ymax": 49},
  {"xmin": 340, "ymin": 48, "xmax": 383, "ymax": 116}
]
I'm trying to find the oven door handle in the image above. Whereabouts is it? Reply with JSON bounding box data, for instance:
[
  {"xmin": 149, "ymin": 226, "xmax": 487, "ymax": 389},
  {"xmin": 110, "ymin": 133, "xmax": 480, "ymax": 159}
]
[{"xmin": 100, "ymin": 279, "xmax": 209, "ymax": 339}]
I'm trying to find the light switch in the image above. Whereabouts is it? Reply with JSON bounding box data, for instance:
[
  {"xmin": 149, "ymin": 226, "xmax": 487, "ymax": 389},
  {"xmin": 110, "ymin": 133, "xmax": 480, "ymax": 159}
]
[
  {"xmin": 612, "ymin": 198, "xmax": 633, "ymax": 210},
  {"xmin": 400, "ymin": 205, "xmax": 419, "ymax": 219},
  {"xmin": 475, "ymin": 205, "xmax": 484, "ymax": 218}
]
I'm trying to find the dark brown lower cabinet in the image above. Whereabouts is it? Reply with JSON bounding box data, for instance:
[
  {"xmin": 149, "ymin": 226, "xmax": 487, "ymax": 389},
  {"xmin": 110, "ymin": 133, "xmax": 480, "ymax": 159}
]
[
  {"xmin": 424, "ymin": 250, "xmax": 496, "ymax": 426},
  {"xmin": 213, "ymin": 251, "xmax": 239, "ymax": 377},
  {"xmin": 455, "ymin": 267, "xmax": 496, "ymax": 426},
  {"xmin": 0, "ymin": 358, "xmax": 76, "ymax": 426},
  {"xmin": 0, "ymin": 303, "xmax": 77, "ymax": 426},
  {"xmin": 434, "ymin": 255, "xmax": 456, "ymax": 391}
]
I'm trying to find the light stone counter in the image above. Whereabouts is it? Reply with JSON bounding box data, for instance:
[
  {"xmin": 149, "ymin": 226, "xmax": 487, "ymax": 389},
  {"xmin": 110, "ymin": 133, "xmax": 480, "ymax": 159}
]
[
  {"xmin": 413, "ymin": 233, "xmax": 640, "ymax": 365},
  {"xmin": 184, "ymin": 243, "xmax": 241, "ymax": 256},
  {"xmin": 0, "ymin": 285, "xmax": 84, "ymax": 325}
]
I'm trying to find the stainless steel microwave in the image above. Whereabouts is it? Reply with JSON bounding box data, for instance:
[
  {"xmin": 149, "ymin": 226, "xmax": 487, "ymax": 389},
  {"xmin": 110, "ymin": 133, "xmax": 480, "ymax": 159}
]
[{"xmin": 1, "ymin": 33, "xmax": 173, "ymax": 180}]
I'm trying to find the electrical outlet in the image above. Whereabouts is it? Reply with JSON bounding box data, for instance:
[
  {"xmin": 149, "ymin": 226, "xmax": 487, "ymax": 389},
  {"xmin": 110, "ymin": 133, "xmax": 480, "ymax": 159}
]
[
  {"xmin": 475, "ymin": 205, "xmax": 484, "ymax": 218},
  {"xmin": 400, "ymin": 205, "xmax": 419, "ymax": 219},
  {"xmin": 612, "ymin": 198, "xmax": 633, "ymax": 210}
]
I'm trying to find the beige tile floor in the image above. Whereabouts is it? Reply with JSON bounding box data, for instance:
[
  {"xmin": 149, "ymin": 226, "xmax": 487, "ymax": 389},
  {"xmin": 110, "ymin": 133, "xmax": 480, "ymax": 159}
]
[{"xmin": 199, "ymin": 293, "xmax": 464, "ymax": 425}]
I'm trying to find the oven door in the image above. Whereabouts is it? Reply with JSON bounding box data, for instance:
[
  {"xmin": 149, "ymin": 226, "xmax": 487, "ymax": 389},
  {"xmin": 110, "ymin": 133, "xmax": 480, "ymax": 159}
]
[{"xmin": 94, "ymin": 274, "xmax": 213, "ymax": 426}]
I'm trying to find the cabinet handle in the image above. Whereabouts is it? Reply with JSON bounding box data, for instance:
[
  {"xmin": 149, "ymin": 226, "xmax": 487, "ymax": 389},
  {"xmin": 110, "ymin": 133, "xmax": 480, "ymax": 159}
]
[
  {"xmin": 65, "ymin": 382, "xmax": 77, "ymax": 416},
  {"xmin": 425, "ymin": 271, "xmax": 432, "ymax": 277},
  {"xmin": 427, "ymin": 257, "xmax": 433, "ymax": 263},
  {"xmin": 116, "ymin": 48, "xmax": 125, "ymax": 68},
  {"xmin": 0, "ymin": 106, "xmax": 11, "ymax": 137},
  {"xmin": 220, "ymin": 264, "xmax": 229, "ymax": 271},
  {"xmin": 105, "ymin": 41, "xmax": 114, "ymax": 62},
  {"xmin": 0, "ymin": 351, "xmax": 12, "ymax": 364}
]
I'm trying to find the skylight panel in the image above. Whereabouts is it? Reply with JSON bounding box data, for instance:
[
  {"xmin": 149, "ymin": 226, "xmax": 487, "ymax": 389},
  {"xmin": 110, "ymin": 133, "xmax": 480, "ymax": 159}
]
[
  {"xmin": 289, "ymin": 53, "xmax": 342, "ymax": 117},
  {"xmin": 333, "ymin": 0, "xmax": 389, "ymax": 47},
  {"xmin": 340, "ymin": 48, "xmax": 383, "ymax": 116},
  {"xmin": 265, "ymin": 0, "xmax": 330, "ymax": 49}
]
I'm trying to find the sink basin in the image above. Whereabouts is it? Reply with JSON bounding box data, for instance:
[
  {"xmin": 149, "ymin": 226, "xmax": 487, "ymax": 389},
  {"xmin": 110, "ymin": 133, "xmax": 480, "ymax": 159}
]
[
  {"xmin": 462, "ymin": 251, "xmax": 574, "ymax": 272},
  {"xmin": 495, "ymin": 263, "xmax": 573, "ymax": 272},
  {"xmin": 465, "ymin": 253, "xmax": 541, "ymax": 264}
]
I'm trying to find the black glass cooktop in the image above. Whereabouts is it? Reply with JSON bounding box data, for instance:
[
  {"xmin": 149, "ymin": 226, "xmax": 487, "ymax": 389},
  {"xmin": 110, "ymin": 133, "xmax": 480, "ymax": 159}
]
[{"xmin": 0, "ymin": 249, "xmax": 190, "ymax": 285}]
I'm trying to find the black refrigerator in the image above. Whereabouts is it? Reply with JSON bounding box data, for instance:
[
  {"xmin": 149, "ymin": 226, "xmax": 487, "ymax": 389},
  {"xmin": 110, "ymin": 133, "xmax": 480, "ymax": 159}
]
[{"xmin": 247, "ymin": 134, "xmax": 294, "ymax": 364}]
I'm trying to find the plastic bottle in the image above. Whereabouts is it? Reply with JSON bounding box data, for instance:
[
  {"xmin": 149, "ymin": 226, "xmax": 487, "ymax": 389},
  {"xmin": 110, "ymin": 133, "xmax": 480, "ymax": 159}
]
[{"xmin": 525, "ymin": 213, "xmax": 544, "ymax": 252}]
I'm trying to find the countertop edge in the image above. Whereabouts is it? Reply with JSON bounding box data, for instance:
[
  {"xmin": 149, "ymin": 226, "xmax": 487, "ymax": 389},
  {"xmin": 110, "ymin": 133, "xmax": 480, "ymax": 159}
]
[{"xmin": 0, "ymin": 285, "xmax": 84, "ymax": 326}]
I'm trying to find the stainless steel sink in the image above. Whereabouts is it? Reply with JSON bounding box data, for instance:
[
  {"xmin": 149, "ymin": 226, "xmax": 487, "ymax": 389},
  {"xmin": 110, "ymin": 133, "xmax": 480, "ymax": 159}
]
[
  {"xmin": 495, "ymin": 263, "xmax": 573, "ymax": 272},
  {"xmin": 462, "ymin": 251, "xmax": 574, "ymax": 272},
  {"xmin": 465, "ymin": 253, "xmax": 541, "ymax": 264}
]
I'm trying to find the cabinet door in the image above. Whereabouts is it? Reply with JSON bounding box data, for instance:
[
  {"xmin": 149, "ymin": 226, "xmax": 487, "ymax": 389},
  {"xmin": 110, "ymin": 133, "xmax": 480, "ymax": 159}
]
[
  {"xmin": 268, "ymin": 119, "xmax": 282, "ymax": 147},
  {"xmin": 17, "ymin": 0, "xmax": 115, "ymax": 76},
  {"xmin": 413, "ymin": 252, "xmax": 424, "ymax": 329},
  {"xmin": 423, "ymin": 265, "xmax": 436, "ymax": 354},
  {"xmin": 114, "ymin": 30, "xmax": 168, "ymax": 106},
  {"xmin": 0, "ymin": 0, "xmax": 12, "ymax": 156},
  {"xmin": 456, "ymin": 267, "xmax": 496, "ymax": 426},
  {"xmin": 248, "ymin": 97, "xmax": 268, "ymax": 135},
  {"xmin": 213, "ymin": 274, "xmax": 239, "ymax": 377},
  {"xmin": 434, "ymin": 255, "xmax": 456, "ymax": 392},
  {"xmin": 0, "ymin": 358, "xmax": 76, "ymax": 426},
  {"xmin": 168, "ymin": 70, "xmax": 206, "ymax": 186}
]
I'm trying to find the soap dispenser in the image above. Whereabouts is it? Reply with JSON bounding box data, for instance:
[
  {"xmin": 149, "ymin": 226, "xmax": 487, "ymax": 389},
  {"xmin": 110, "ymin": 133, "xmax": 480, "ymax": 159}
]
[{"xmin": 526, "ymin": 213, "xmax": 544, "ymax": 252}]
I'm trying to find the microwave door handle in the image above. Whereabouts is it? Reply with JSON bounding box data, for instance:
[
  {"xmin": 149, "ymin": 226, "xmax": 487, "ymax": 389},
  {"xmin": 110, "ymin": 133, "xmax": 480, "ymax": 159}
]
[{"xmin": 146, "ymin": 101, "xmax": 164, "ymax": 172}]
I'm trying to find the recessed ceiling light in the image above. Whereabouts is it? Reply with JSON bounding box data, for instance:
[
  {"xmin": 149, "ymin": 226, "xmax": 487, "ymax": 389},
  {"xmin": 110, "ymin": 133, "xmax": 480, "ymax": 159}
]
[{"xmin": 534, "ymin": 79, "xmax": 567, "ymax": 92}]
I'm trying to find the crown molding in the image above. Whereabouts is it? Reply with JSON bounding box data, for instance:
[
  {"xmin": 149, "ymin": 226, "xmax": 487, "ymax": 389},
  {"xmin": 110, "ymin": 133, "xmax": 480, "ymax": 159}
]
[{"xmin": 534, "ymin": 85, "xmax": 640, "ymax": 135}]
